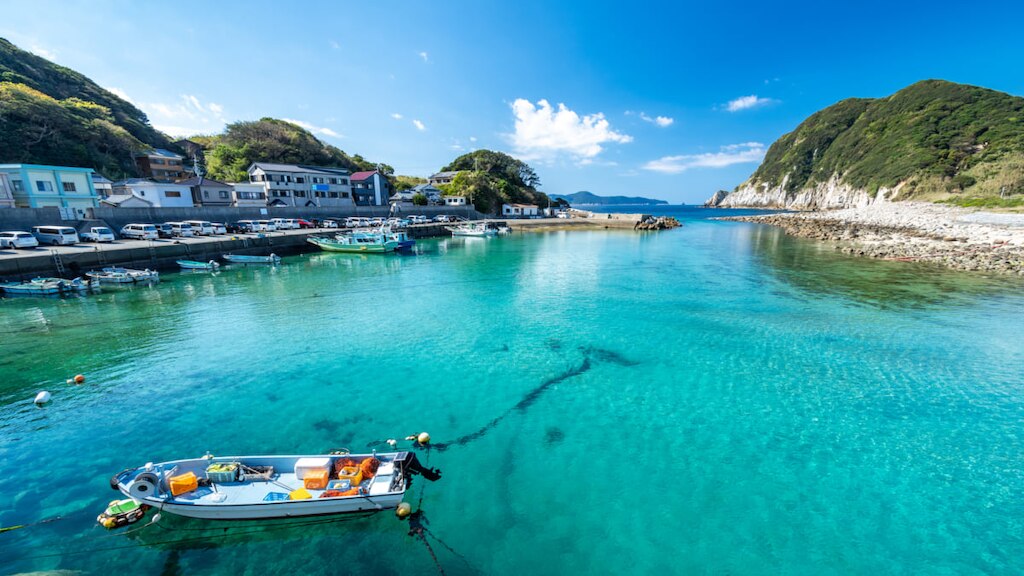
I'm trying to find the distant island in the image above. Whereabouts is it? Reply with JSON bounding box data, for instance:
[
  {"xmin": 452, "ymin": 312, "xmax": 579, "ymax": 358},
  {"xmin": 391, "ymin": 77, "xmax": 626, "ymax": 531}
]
[{"xmin": 550, "ymin": 191, "xmax": 668, "ymax": 206}]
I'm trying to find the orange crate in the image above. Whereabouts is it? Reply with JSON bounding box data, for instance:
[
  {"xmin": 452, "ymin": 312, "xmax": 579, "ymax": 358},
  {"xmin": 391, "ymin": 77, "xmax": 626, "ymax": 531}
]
[
  {"xmin": 168, "ymin": 472, "xmax": 198, "ymax": 496},
  {"xmin": 303, "ymin": 469, "xmax": 329, "ymax": 490}
]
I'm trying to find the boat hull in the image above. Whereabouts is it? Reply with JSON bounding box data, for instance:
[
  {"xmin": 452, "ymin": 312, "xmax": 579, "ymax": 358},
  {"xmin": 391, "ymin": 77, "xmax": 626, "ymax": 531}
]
[
  {"xmin": 177, "ymin": 260, "xmax": 219, "ymax": 270},
  {"xmin": 123, "ymin": 490, "xmax": 404, "ymax": 520},
  {"xmin": 306, "ymin": 237, "xmax": 397, "ymax": 253}
]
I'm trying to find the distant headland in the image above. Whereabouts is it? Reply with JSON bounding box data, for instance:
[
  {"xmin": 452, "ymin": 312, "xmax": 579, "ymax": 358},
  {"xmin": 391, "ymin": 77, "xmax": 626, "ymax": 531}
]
[{"xmin": 549, "ymin": 191, "xmax": 668, "ymax": 206}]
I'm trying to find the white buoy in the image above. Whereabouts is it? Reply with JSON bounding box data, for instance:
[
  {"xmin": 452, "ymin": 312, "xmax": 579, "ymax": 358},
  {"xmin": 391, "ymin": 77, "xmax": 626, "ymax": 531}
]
[{"xmin": 34, "ymin": 391, "xmax": 51, "ymax": 404}]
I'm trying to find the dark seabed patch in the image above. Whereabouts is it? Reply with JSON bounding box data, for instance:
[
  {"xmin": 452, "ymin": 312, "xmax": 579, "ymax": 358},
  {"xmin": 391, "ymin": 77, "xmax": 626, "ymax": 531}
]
[
  {"xmin": 544, "ymin": 427, "xmax": 565, "ymax": 445},
  {"xmin": 545, "ymin": 338, "xmax": 562, "ymax": 351},
  {"xmin": 578, "ymin": 346, "xmax": 639, "ymax": 367}
]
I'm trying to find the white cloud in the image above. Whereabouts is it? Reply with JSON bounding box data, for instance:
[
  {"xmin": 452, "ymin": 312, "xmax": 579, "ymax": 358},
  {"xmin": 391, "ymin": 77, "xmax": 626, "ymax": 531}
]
[
  {"xmin": 106, "ymin": 87, "xmax": 135, "ymax": 104},
  {"xmin": 282, "ymin": 118, "xmax": 341, "ymax": 138},
  {"xmin": 142, "ymin": 94, "xmax": 227, "ymax": 137},
  {"xmin": 643, "ymin": 142, "xmax": 766, "ymax": 174},
  {"xmin": 509, "ymin": 98, "xmax": 632, "ymax": 162},
  {"xmin": 29, "ymin": 45, "xmax": 56, "ymax": 61},
  {"xmin": 391, "ymin": 113, "xmax": 403, "ymax": 120},
  {"xmin": 469, "ymin": 136, "xmax": 477, "ymax": 142},
  {"xmin": 418, "ymin": 51, "xmax": 429, "ymax": 62},
  {"xmin": 725, "ymin": 95, "xmax": 776, "ymax": 112},
  {"xmin": 412, "ymin": 119, "xmax": 426, "ymax": 131},
  {"xmin": 637, "ymin": 111, "xmax": 674, "ymax": 127}
]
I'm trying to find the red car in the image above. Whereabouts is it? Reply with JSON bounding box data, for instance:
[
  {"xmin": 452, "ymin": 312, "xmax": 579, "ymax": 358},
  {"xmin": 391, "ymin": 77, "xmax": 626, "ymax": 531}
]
[{"xmin": 296, "ymin": 219, "xmax": 315, "ymax": 229}]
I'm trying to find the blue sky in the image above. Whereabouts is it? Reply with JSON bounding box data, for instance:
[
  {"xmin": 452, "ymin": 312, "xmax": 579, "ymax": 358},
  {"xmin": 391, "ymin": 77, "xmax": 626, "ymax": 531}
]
[{"xmin": 3, "ymin": 0, "xmax": 1024, "ymax": 203}]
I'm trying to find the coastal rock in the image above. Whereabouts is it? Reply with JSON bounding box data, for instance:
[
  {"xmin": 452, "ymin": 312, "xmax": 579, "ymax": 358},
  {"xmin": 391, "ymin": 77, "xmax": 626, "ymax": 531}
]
[
  {"xmin": 717, "ymin": 174, "xmax": 893, "ymax": 210},
  {"xmin": 703, "ymin": 190, "xmax": 730, "ymax": 207},
  {"xmin": 635, "ymin": 216, "xmax": 682, "ymax": 231},
  {"xmin": 717, "ymin": 202, "xmax": 1024, "ymax": 275}
]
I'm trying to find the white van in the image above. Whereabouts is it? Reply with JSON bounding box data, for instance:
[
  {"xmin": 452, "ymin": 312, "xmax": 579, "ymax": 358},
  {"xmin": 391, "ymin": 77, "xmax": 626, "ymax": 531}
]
[
  {"xmin": 272, "ymin": 218, "xmax": 298, "ymax": 230},
  {"xmin": 256, "ymin": 220, "xmax": 277, "ymax": 231},
  {"xmin": 168, "ymin": 222, "xmax": 194, "ymax": 237},
  {"xmin": 185, "ymin": 220, "xmax": 215, "ymax": 236},
  {"xmin": 33, "ymin": 226, "xmax": 80, "ymax": 245},
  {"xmin": 120, "ymin": 224, "xmax": 159, "ymax": 240}
]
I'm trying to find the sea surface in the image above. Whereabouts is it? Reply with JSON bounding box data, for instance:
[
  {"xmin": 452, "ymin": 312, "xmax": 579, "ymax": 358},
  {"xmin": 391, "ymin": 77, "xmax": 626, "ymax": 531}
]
[{"xmin": 2, "ymin": 207, "xmax": 1023, "ymax": 575}]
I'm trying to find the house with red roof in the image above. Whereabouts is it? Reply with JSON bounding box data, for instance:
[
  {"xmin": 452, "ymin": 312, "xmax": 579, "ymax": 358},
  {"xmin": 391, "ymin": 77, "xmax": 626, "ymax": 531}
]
[{"xmin": 350, "ymin": 170, "xmax": 391, "ymax": 206}]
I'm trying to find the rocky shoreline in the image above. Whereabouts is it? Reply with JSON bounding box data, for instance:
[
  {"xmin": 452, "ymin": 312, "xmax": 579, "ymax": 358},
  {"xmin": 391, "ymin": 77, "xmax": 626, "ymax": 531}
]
[{"xmin": 718, "ymin": 202, "xmax": 1024, "ymax": 275}]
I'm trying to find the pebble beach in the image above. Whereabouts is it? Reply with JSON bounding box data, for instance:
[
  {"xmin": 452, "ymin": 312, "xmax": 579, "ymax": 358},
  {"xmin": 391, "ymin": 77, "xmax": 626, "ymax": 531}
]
[{"xmin": 721, "ymin": 202, "xmax": 1024, "ymax": 274}]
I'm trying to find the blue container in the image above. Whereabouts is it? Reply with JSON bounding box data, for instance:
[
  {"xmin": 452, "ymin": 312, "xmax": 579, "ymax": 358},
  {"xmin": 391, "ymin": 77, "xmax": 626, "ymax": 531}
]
[
  {"xmin": 263, "ymin": 492, "xmax": 289, "ymax": 502},
  {"xmin": 326, "ymin": 479, "xmax": 351, "ymax": 491}
]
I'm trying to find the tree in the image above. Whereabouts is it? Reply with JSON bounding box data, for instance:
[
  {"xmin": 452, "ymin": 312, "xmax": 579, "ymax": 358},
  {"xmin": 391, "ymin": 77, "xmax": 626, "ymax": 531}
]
[
  {"xmin": 412, "ymin": 193, "xmax": 428, "ymax": 206},
  {"xmin": 438, "ymin": 149, "xmax": 549, "ymax": 214}
]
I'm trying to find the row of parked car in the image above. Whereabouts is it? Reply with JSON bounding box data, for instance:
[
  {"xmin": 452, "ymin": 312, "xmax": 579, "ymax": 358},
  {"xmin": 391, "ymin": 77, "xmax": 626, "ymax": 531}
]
[{"xmin": 0, "ymin": 214, "xmax": 470, "ymax": 249}]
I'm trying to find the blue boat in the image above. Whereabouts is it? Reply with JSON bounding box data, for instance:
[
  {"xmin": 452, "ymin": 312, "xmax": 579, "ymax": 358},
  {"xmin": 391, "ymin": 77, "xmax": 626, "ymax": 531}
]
[
  {"xmin": 223, "ymin": 253, "xmax": 281, "ymax": 265},
  {"xmin": 177, "ymin": 260, "xmax": 220, "ymax": 271}
]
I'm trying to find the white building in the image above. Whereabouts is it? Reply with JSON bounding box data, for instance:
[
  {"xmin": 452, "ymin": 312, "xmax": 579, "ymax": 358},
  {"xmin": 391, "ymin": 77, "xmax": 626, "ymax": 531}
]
[
  {"xmin": 444, "ymin": 196, "xmax": 467, "ymax": 206},
  {"xmin": 230, "ymin": 183, "xmax": 268, "ymax": 207},
  {"xmin": 428, "ymin": 171, "xmax": 462, "ymax": 186},
  {"xmin": 502, "ymin": 203, "xmax": 539, "ymax": 217},
  {"xmin": 111, "ymin": 179, "xmax": 193, "ymax": 208},
  {"xmin": 247, "ymin": 163, "xmax": 354, "ymax": 208}
]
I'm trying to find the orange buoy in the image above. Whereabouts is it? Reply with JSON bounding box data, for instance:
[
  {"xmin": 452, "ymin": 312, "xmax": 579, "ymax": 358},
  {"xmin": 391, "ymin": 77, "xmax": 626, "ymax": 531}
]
[{"xmin": 74, "ymin": 374, "xmax": 86, "ymax": 384}]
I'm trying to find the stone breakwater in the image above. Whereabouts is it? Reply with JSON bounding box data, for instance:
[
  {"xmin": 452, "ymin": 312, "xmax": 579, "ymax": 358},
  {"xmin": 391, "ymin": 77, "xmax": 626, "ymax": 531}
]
[
  {"xmin": 635, "ymin": 216, "xmax": 681, "ymax": 230},
  {"xmin": 720, "ymin": 202, "xmax": 1024, "ymax": 275}
]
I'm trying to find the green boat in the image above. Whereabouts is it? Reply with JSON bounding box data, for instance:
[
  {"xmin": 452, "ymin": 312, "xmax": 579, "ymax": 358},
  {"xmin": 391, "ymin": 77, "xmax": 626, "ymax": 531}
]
[{"xmin": 306, "ymin": 232, "xmax": 399, "ymax": 253}]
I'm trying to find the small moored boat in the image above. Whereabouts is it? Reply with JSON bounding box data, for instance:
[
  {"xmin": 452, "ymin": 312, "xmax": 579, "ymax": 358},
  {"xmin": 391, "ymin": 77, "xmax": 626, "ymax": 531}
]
[
  {"xmin": 177, "ymin": 260, "xmax": 220, "ymax": 271},
  {"xmin": 87, "ymin": 267, "xmax": 160, "ymax": 284},
  {"xmin": 0, "ymin": 276, "xmax": 93, "ymax": 296},
  {"xmin": 223, "ymin": 253, "xmax": 281, "ymax": 265},
  {"xmin": 110, "ymin": 452, "xmax": 440, "ymax": 520},
  {"xmin": 447, "ymin": 223, "xmax": 497, "ymax": 237},
  {"xmin": 307, "ymin": 231, "xmax": 399, "ymax": 253}
]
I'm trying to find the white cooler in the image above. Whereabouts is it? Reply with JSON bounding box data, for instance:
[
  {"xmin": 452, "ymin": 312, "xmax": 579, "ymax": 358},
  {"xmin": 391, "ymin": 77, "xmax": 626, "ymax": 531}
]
[{"xmin": 294, "ymin": 457, "xmax": 331, "ymax": 479}]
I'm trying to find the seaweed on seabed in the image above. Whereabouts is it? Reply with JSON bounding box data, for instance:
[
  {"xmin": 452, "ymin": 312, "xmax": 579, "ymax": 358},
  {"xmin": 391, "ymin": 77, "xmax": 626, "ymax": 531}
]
[
  {"xmin": 544, "ymin": 427, "xmax": 565, "ymax": 445},
  {"xmin": 577, "ymin": 345, "xmax": 639, "ymax": 367}
]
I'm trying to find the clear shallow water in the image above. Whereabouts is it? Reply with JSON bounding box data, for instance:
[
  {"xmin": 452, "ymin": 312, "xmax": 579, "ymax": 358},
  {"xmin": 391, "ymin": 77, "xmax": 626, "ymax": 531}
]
[{"xmin": 2, "ymin": 209, "xmax": 1024, "ymax": 575}]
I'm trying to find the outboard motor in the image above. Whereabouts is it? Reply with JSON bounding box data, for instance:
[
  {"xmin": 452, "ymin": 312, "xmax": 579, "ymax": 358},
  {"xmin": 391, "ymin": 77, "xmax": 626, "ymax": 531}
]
[{"xmin": 396, "ymin": 452, "xmax": 442, "ymax": 482}]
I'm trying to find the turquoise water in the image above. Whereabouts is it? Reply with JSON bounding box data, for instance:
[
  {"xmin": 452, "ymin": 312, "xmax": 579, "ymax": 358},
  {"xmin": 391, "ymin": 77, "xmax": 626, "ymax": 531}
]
[{"xmin": 2, "ymin": 209, "xmax": 1024, "ymax": 574}]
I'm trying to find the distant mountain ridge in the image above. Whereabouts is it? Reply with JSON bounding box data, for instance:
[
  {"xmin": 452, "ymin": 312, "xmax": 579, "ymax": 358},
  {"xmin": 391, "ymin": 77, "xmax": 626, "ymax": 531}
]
[{"xmin": 551, "ymin": 191, "xmax": 667, "ymax": 205}]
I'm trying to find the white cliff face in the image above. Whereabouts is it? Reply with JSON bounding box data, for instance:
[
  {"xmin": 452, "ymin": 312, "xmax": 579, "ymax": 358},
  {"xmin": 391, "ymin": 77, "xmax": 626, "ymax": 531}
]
[{"xmin": 712, "ymin": 174, "xmax": 896, "ymax": 210}]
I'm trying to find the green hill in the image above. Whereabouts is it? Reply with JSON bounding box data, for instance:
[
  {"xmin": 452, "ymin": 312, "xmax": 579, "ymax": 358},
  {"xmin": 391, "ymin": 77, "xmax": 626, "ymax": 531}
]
[
  {"xmin": 191, "ymin": 118, "xmax": 384, "ymax": 182},
  {"xmin": 0, "ymin": 38, "xmax": 172, "ymax": 177},
  {"xmin": 735, "ymin": 80, "xmax": 1024, "ymax": 207},
  {"xmin": 438, "ymin": 150, "xmax": 549, "ymax": 213}
]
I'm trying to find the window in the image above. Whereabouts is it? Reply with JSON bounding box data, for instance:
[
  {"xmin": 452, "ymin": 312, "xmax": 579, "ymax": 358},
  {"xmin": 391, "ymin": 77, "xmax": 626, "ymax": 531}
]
[
  {"xmin": 219, "ymin": 190, "xmax": 229, "ymax": 199},
  {"xmin": 341, "ymin": 192, "xmax": 349, "ymax": 198},
  {"xmin": 328, "ymin": 192, "xmax": 338, "ymax": 198},
  {"xmin": 165, "ymin": 191, "xmax": 181, "ymax": 198},
  {"xmin": 329, "ymin": 178, "xmax": 337, "ymax": 184},
  {"xmin": 139, "ymin": 190, "xmax": 146, "ymax": 196},
  {"xmin": 296, "ymin": 177, "xmax": 305, "ymax": 184},
  {"xmin": 36, "ymin": 181, "xmax": 54, "ymax": 192},
  {"xmin": 62, "ymin": 182, "xmax": 77, "ymax": 192},
  {"xmin": 11, "ymin": 180, "xmax": 23, "ymax": 192},
  {"xmin": 295, "ymin": 191, "xmax": 306, "ymax": 198},
  {"xmin": 203, "ymin": 191, "xmax": 209, "ymax": 198},
  {"xmin": 341, "ymin": 179, "xmax": 349, "ymax": 185}
]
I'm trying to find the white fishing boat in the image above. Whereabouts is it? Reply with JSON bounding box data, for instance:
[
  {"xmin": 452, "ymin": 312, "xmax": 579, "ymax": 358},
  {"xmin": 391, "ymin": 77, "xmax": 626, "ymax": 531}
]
[
  {"xmin": 110, "ymin": 452, "xmax": 440, "ymax": 520},
  {"xmin": 223, "ymin": 253, "xmax": 281, "ymax": 264},
  {"xmin": 0, "ymin": 276, "xmax": 93, "ymax": 296},
  {"xmin": 447, "ymin": 222, "xmax": 497, "ymax": 237},
  {"xmin": 86, "ymin": 267, "xmax": 160, "ymax": 284}
]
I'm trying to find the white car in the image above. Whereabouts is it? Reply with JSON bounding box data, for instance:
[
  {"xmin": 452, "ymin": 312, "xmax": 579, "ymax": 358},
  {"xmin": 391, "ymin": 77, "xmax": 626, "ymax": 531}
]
[
  {"xmin": 80, "ymin": 226, "xmax": 116, "ymax": 243},
  {"xmin": 211, "ymin": 222, "xmax": 227, "ymax": 234},
  {"xmin": 0, "ymin": 231, "xmax": 39, "ymax": 249},
  {"xmin": 408, "ymin": 216, "xmax": 428, "ymax": 225},
  {"xmin": 120, "ymin": 224, "xmax": 159, "ymax": 240}
]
